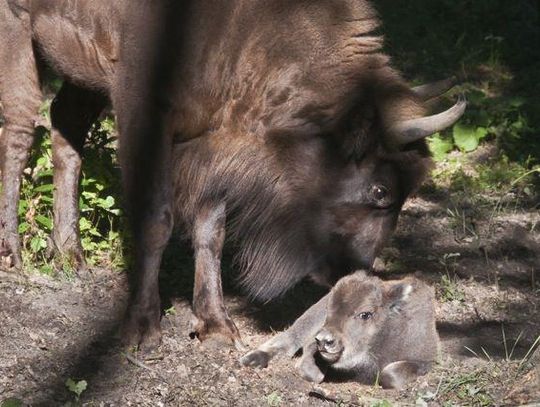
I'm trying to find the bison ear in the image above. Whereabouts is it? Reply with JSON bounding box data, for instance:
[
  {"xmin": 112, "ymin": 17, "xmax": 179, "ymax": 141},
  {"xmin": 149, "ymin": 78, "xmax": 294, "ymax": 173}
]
[{"xmin": 386, "ymin": 282, "xmax": 413, "ymax": 313}]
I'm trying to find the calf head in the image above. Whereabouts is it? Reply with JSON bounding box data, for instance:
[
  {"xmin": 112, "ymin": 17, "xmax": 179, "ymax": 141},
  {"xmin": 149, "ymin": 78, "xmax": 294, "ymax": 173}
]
[{"xmin": 315, "ymin": 271, "xmax": 412, "ymax": 370}]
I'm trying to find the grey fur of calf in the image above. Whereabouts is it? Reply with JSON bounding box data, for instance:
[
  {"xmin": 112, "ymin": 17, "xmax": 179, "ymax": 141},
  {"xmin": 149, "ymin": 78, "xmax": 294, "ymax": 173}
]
[{"xmin": 241, "ymin": 271, "xmax": 439, "ymax": 389}]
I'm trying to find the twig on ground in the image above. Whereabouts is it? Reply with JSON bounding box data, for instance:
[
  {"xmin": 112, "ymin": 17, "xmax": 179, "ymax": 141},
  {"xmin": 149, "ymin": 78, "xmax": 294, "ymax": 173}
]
[{"xmin": 123, "ymin": 351, "xmax": 170, "ymax": 384}]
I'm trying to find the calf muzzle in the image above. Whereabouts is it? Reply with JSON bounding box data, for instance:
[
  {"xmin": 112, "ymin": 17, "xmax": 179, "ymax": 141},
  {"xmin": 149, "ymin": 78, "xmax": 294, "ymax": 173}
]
[{"xmin": 315, "ymin": 328, "xmax": 343, "ymax": 362}]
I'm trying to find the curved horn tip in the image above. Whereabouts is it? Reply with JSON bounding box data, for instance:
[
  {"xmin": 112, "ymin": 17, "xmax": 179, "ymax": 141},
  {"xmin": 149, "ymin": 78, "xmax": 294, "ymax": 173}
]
[
  {"xmin": 390, "ymin": 95, "xmax": 467, "ymax": 146},
  {"xmin": 412, "ymin": 76, "xmax": 459, "ymax": 101}
]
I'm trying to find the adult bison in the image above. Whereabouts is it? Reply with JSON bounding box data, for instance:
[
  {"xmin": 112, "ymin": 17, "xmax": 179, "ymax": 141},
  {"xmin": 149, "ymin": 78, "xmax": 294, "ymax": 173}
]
[{"xmin": 0, "ymin": 0, "xmax": 465, "ymax": 349}]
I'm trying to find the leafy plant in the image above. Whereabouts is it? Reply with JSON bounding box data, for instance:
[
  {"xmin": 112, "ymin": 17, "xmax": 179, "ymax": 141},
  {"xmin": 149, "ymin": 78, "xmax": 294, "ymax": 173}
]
[
  {"xmin": 65, "ymin": 378, "xmax": 87, "ymax": 401},
  {"xmin": 264, "ymin": 391, "xmax": 282, "ymax": 407},
  {"xmin": 427, "ymin": 133, "xmax": 453, "ymax": 162},
  {"xmin": 453, "ymin": 124, "xmax": 488, "ymax": 153}
]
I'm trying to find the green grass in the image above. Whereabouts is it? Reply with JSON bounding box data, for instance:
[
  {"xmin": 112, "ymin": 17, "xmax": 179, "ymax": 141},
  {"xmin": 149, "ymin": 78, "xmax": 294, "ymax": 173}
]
[{"xmin": 377, "ymin": 0, "xmax": 540, "ymax": 198}]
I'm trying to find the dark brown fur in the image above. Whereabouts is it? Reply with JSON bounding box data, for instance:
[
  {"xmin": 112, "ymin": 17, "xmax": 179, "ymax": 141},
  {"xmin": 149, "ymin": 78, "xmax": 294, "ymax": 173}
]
[{"xmin": 1, "ymin": 0, "xmax": 437, "ymax": 348}]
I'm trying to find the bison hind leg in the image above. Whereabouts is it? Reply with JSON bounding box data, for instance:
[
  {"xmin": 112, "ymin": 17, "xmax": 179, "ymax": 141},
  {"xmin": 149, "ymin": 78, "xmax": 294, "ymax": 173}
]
[
  {"xmin": 379, "ymin": 360, "xmax": 433, "ymax": 389},
  {"xmin": 50, "ymin": 82, "xmax": 107, "ymax": 270}
]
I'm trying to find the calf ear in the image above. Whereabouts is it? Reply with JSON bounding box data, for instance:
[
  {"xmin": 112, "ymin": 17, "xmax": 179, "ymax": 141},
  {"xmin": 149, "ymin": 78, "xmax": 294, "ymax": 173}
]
[{"xmin": 386, "ymin": 282, "xmax": 413, "ymax": 313}]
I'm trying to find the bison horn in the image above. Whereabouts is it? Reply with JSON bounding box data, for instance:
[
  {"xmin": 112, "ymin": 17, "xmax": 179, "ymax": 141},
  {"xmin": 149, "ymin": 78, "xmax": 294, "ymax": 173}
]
[
  {"xmin": 412, "ymin": 76, "xmax": 457, "ymax": 100},
  {"xmin": 390, "ymin": 95, "xmax": 467, "ymax": 145}
]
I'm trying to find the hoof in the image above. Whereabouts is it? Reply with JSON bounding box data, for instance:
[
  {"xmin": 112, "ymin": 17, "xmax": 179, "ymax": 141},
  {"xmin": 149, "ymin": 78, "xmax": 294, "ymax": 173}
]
[
  {"xmin": 121, "ymin": 307, "xmax": 162, "ymax": 353},
  {"xmin": 190, "ymin": 315, "xmax": 245, "ymax": 351},
  {"xmin": 0, "ymin": 235, "xmax": 22, "ymax": 270},
  {"xmin": 52, "ymin": 239, "xmax": 87, "ymax": 273}
]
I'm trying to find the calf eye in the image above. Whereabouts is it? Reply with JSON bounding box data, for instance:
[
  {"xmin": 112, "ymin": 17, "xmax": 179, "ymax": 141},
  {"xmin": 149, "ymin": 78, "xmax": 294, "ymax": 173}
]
[{"xmin": 356, "ymin": 312, "xmax": 373, "ymax": 320}]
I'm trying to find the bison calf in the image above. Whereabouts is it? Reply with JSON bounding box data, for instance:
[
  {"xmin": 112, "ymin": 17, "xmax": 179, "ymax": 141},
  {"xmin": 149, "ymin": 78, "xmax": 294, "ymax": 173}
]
[{"xmin": 241, "ymin": 271, "xmax": 438, "ymax": 389}]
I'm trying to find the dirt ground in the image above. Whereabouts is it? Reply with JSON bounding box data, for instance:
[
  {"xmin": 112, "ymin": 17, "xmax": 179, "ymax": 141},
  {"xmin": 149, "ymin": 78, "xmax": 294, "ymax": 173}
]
[{"xmin": 0, "ymin": 183, "xmax": 539, "ymax": 406}]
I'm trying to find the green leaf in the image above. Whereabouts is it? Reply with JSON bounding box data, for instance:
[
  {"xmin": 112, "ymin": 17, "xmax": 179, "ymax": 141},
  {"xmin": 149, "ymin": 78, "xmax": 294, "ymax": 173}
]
[
  {"xmin": 35, "ymin": 169, "xmax": 53, "ymax": 178},
  {"xmin": 34, "ymin": 184, "xmax": 54, "ymax": 193},
  {"xmin": 18, "ymin": 200, "xmax": 29, "ymax": 215},
  {"xmin": 101, "ymin": 196, "xmax": 115, "ymax": 209},
  {"xmin": 79, "ymin": 218, "xmax": 92, "ymax": 231},
  {"xmin": 65, "ymin": 378, "xmax": 87, "ymax": 397},
  {"xmin": 18, "ymin": 222, "xmax": 30, "ymax": 234},
  {"xmin": 81, "ymin": 178, "xmax": 97, "ymax": 187},
  {"xmin": 453, "ymin": 125, "xmax": 488, "ymax": 152},
  {"xmin": 40, "ymin": 264, "xmax": 54, "ymax": 275},
  {"xmin": 82, "ymin": 191, "xmax": 97, "ymax": 200},
  {"xmin": 35, "ymin": 215, "xmax": 53, "ymax": 231},
  {"xmin": 30, "ymin": 236, "xmax": 47, "ymax": 253},
  {"xmin": 428, "ymin": 134, "xmax": 454, "ymax": 161},
  {"xmin": 40, "ymin": 196, "xmax": 54, "ymax": 204}
]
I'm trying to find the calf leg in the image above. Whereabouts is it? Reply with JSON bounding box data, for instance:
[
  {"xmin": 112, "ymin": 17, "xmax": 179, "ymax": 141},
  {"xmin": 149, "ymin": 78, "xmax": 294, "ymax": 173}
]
[
  {"xmin": 0, "ymin": 8, "xmax": 42, "ymax": 269},
  {"xmin": 190, "ymin": 202, "xmax": 243, "ymax": 349},
  {"xmin": 240, "ymin": 292, "xmax": 330, "ymax": 368},
  {"xmin": 379, "ymin": 360, "xmax": 433, "ymax": 389},
  {"xmin": 297, "ymin": 340, "xmax": 326, "ymax": 383},
  {"xmin": 50, "ymin": 82, "xmax": 107, "ymax": 268}
]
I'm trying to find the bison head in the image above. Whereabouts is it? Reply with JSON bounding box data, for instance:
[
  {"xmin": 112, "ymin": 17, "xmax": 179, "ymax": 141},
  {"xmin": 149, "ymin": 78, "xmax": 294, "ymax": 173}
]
[{"xmin": 305, "ymin": 81, "xmax": 465, "ymax": 287}]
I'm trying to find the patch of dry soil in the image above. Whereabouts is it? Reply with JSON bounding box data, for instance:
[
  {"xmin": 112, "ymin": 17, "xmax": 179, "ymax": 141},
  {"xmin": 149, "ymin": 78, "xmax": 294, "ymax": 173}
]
[{"xmin": 0, "ymin": 197, "xmax": 539, "ymax": 406}]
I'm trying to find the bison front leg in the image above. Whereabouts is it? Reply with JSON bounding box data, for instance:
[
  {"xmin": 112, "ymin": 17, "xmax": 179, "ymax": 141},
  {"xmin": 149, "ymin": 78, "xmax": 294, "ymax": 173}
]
[
  {"xmin": 190, "ymin": 202, "xmax": 244, "ymax": 350},
  {"xmin": 0, "ymin": 11, "xmax": 42, "ymax": 269},
  {"xmin": 51, "ymin": 82, "xmax": 107, "ymax": 268},
  {"xmin": 113, "ymin": 0, "xmax": 177, "ymax": 352}
]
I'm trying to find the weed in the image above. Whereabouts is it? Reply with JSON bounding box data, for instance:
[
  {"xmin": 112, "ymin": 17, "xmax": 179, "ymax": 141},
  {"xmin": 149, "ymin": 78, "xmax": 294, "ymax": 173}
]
[
  {"xmin": 264, "ymin": 391, "xmax": 282, "ymax": 406},
  {"xmin": 437, "ymin": 253, "xmax": 465, "ymax": 302},
  {"xmin": 439, "ymin": 274, "xmax": 465, "ymax": 303},
  {"xmin": 164, "ymin": 305, "xmax": 177, "ymax": 316},
  {"xmin": 517, "ymin": 334, "xmax": 540, "ymax": 373},
  {"xmin": 65, "ymin": 378, "xmax": 87, "ymax": 404},
  {"xmin": 420, "ymin": 367, "xmax": 495, "ymax": 406}
]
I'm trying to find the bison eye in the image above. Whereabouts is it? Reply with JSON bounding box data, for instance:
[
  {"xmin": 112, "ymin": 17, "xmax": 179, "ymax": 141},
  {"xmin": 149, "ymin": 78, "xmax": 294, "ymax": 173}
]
[
  {"xmin": 356, "ymin": 312, "xmax": 373, "ymax": 321},
  {"xmin": 371, "ymin": 185, "xmax": 388, "ymax": 201},
  {"xmin": 369, "ymin": 185, "xmax": 394, "ymax": 208}
]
